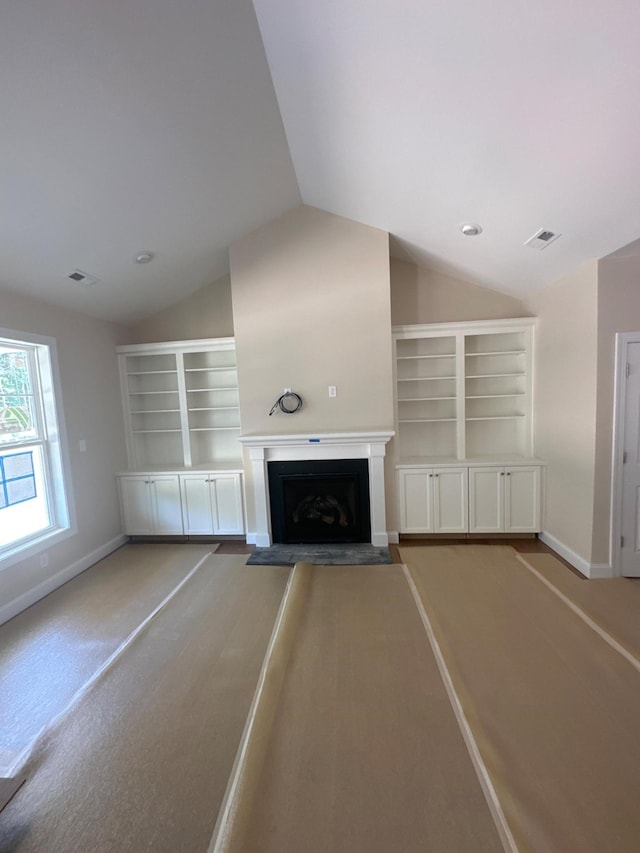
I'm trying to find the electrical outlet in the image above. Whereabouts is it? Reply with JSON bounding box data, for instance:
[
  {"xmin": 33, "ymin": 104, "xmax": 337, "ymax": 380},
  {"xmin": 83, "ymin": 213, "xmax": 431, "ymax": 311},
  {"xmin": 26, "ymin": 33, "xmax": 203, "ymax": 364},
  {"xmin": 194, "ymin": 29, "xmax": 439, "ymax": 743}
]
[
  {"xmin": 284, "ymin": 387, "xmax": 291, "ymax": 394},
  {"xmin": 79, "ymin": 439, "xmax": 87, "ymax": 452},
  {"xmin": 328, "ymin": 385, "xmax": 337, "ymax": 398},
  {"xmin": 40, "ymin": 553, "xmax": 48, "ymax": 568}
]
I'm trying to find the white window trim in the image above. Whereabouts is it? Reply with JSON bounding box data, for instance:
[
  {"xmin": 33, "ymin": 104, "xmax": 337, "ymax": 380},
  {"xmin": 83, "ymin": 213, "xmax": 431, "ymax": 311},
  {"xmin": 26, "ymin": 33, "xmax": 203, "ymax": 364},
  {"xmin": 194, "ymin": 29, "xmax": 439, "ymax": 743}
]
[{"xmin": 0, "ymin": 327, "xmax": 77, "ymax": 570}]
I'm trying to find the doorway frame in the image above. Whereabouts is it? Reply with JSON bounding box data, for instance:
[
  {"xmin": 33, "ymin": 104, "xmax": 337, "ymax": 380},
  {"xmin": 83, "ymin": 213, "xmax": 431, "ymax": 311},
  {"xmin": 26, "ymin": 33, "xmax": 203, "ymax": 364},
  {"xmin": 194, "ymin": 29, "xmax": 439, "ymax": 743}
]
[{"xmin": 611, "ymin": 331, "xmax": 640, "ymax": 577}]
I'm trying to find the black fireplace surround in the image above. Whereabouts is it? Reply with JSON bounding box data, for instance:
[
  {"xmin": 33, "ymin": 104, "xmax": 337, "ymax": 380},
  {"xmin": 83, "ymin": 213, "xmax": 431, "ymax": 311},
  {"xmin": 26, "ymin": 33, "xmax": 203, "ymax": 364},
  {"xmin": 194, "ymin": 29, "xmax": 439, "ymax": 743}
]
[{"xmin": 267, "ymin": 458, "xmax": 371, "ymax": 544}]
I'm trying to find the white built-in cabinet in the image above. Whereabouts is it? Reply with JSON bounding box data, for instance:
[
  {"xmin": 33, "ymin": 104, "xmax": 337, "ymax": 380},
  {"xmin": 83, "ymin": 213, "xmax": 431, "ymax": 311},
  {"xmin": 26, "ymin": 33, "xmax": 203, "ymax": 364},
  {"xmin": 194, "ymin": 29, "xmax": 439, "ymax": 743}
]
[
  {"xmin": 393, "ymin": 319, "xmax": 543, "ymax": 535},
  {"xmin": 180, "ymin": 473, "xmax": 244, "ymax": 535},
  {"xmin": 118, "ymin": 474, "xmax": 184, "ymax": 535},
  {"xmin": 398, "ymin": 467, "xmax": 468, "ymax": 534},
  {"xmin": 468, "ymin": 465, "xmax": 541, "ymax": 533},
  {"xmin": 116, "ymin": 339, "xmax": 245, "ymax": 536}
]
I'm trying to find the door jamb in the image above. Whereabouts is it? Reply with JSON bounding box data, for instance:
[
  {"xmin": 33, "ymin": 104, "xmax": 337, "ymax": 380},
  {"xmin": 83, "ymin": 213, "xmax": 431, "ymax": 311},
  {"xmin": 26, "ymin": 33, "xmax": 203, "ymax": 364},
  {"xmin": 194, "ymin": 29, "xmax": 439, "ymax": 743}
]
[{"xmin": 611, "ymin": 331, "xmax": 640, "ymax": 577}]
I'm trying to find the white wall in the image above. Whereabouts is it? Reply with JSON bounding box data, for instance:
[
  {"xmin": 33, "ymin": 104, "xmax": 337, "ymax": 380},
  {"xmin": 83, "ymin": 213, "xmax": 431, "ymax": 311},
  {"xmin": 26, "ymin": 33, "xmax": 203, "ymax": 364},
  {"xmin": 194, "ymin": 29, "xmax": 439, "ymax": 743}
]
[
  {"xmin": 0, "ymin": 288, "xmax": 128, "ymax": 623},
  {"xmin": 526, "ymin": 262, "xmax": 599, "ymax": 570}
]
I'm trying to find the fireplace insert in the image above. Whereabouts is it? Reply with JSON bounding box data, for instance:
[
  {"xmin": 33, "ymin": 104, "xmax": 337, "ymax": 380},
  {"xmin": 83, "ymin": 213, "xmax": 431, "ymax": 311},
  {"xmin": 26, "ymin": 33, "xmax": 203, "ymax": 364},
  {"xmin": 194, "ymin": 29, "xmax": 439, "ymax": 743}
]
[{"xmin": 267, "ymin": 458, "xmax": 371, "ymax": 544}]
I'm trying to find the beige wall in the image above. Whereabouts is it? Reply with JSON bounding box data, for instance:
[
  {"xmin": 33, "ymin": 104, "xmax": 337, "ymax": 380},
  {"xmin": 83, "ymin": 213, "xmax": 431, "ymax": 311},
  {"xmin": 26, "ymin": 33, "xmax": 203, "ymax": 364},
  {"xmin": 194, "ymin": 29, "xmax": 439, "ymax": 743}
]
[
  {"xmin": 230, "ymin": 205, "xmax": 394, "ymax": 436},
  {"xmin": 591, "ymin": 254, "xmax": 640, "ymax": 566},
  {"xmin": 391, "ymin": 258, "xmax": 529, "ymax": 325},
  {"xmin": 125, "ymin": 274, "xmax": 234, "ymax": 344},
  {"xmin": 525, "ymin": 262, "xmax": 599, "ymax": 566},
  {"xmin": 0, "ymin": 288, "xmax": 128, "ymax": 618}
]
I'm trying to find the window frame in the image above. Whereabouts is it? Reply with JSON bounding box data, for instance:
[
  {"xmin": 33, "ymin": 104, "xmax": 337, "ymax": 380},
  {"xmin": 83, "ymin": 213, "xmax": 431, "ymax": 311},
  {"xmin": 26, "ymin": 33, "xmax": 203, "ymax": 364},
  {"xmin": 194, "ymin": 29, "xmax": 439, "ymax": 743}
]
[{"xmin": 0, "ymin": 328, "xmax": 76, "ymax": 569}]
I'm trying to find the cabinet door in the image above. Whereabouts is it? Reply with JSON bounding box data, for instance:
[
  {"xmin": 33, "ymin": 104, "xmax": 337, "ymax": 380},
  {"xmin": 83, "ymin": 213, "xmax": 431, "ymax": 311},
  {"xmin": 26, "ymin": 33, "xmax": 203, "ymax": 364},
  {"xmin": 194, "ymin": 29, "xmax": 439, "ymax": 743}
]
[
  {"xmin": 468, "ymin": 467, "xmax": 504, "ymax": 533},
  {"xmin": 210, "ymin": 474, "xmax": 244, "ymax": 535},
  {"xmin": 504, "ymin": 466, "xmax": 541, "ymax": 532},
  {"xmin": 150, "ymin": 476, "xmax": 184, "ymax": 534},
  {"xmin": 398, "ymin": 470, "xmax": 434, "ymax": 533},
  {"xmin": 119, "ymin": 476, "xmax": 155, "ymax": 535},
  {"xmin": 433, "ymin": 468, "xmax": 468, "ymax": 533},
  {"xmin": 180, "ymin": 475, "xmax": 214, "ymax": 534}
]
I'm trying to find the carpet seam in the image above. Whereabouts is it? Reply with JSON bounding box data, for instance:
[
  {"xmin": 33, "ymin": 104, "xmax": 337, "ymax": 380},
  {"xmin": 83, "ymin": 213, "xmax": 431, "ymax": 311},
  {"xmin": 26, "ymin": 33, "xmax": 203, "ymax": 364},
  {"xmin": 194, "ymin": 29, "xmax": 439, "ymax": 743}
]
[
  {"xmin": 0, "ymin": 550, "xmax": 212, "ymax": 778},
  {"xmin": 207, "ymin": 562, "xmax": 309, "ymax": 853},
  {"xmin": 513, "ymin": 552, "xmax": 640, "ymax": 675},
  {"xmin": 401, "ymin": 562, "xmax": 519, "ymax": 853}
]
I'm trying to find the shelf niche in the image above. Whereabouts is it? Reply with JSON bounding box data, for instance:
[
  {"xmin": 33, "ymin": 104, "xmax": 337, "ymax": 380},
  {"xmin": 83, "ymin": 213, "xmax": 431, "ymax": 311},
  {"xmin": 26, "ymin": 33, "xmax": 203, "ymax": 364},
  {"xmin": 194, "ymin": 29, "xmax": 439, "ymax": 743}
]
[
  {"xmin": 393, "ymin": 319, "xmax": 535, "ymax": 464},
  {"xmin": 118, "ymin": 338, "xmax": 242, "ymax": 470}
]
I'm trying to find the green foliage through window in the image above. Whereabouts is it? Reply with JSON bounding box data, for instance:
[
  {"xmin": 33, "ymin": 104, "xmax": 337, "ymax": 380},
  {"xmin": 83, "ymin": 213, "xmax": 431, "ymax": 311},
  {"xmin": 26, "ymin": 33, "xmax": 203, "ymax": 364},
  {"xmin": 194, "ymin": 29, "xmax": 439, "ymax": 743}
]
[{"xmin": 0, "ymin": 348, "xmax": 34, "ymax": 438}]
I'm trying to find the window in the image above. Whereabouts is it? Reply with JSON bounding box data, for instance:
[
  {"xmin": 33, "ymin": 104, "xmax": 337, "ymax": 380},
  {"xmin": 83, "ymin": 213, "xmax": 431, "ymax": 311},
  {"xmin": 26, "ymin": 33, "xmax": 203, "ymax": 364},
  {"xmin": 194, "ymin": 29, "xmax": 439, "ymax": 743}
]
[{"xmin": 0, "ymin": 330, "xmax": 73, "ymax": 563}]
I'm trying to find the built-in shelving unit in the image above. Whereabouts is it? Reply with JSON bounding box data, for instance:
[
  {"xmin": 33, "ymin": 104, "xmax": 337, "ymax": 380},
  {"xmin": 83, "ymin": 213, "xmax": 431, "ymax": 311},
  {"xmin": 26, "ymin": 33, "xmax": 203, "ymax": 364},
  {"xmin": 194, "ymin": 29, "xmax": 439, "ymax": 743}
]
[
  {"xmin": 393, "ymin": 319, "xmax": 534, "ymax": 463},
  {"xmin": 118, "ymin": 338, "xmax": 242, "ymax": 469},
  {"xmin": 117, "ymin": 338, "xmax": 245, "ymax": 537},
  {"xmin": 392, "ymin": 319, "xmax": 541, "ymax": 535},
  {"xmin": 395, "ymin": 334, "xmax": 458, "ymax": 459}
]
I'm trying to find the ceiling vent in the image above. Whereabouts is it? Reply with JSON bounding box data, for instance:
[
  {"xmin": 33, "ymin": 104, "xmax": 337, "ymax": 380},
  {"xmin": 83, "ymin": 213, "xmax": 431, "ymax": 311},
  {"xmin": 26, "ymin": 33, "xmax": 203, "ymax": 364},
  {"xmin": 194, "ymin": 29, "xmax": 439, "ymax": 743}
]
[
  {"xmin": 525, "ymin": 229, "xmax": 561, "ymax": 250},
  {"xmin": 67, "ymin": 269, "xmax": 100, "ymax": 287}
]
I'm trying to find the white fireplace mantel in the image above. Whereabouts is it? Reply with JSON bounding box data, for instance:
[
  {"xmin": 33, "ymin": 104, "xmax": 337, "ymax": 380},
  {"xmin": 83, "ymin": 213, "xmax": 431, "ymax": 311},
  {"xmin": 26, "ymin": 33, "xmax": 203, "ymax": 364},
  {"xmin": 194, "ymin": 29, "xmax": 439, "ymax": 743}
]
[{"xmin": 239, "ymin": 431, "xmax": 394, "ymax": 547}]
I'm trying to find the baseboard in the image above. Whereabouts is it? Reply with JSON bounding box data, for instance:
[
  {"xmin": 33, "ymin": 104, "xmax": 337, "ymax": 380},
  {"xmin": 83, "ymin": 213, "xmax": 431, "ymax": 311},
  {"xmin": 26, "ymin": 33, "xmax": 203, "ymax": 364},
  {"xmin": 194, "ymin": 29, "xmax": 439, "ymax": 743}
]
[
  {"xmin": 0, "ymin": 534, "xmax": 127, "ymax": 626},
  {"xmin": 538, "ymin": 530, "xmax": 613, "ymax": 579},
  {"xmin": 588, "ymin": 563, "xmax": 614, "ymax": 579},
  {"xmin": 245, "ymin": 531, "xmax": 257, "ymax": 545}
]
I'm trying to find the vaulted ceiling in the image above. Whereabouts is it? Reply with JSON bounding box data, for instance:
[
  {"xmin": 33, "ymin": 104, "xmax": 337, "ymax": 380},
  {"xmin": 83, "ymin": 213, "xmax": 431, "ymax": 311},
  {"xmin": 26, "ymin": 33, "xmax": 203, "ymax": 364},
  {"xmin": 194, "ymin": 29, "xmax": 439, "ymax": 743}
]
[{"xmin": 3, "ymin": 0, "xmax": 640, "ymax": 323}]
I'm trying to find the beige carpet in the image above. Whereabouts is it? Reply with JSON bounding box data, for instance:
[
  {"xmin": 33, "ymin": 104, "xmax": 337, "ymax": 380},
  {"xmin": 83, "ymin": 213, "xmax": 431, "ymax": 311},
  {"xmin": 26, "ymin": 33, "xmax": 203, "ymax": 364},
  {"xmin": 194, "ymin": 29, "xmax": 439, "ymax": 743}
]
[
  {"xmin": 6, "ymin": 543, "xmax": 640, "ymax": 852},
  {"xmin": 0, "ymin": 543, "xmax": 216, "ymax": 775},
  {"xmin": 0, "ymin": 553, "xmax": 289, "ymax": 853},
  {"xmin": 401, "ymin": 544, "xmax": 640, "ymax": 852},
  {"xmin": 217, "ymin": 563, "xmax": 503, "ymax": 853},
  {"xmin": 516, "ymin": 551, "xmax": 640, "ymax": 662}
]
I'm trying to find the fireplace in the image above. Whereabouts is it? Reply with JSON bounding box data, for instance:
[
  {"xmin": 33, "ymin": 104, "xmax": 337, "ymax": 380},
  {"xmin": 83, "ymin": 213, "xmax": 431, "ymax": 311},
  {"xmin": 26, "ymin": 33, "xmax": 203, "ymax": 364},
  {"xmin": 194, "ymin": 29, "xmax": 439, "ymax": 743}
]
[
  {"xmin": 239, "ymin": 431, "xmax": 394, "ymax": 547},
  {"xmin": 268, "ymin": 459, "xmax": 370, "ymax": 544}
]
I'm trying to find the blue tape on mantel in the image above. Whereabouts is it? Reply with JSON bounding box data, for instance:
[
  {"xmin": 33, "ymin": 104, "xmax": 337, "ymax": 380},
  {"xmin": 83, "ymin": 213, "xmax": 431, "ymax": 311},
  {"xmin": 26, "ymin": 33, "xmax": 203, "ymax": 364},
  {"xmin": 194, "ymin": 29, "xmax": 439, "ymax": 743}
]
[{"xmin": 308, "ymin": 438, "xmax": 320, "ymax": 443}]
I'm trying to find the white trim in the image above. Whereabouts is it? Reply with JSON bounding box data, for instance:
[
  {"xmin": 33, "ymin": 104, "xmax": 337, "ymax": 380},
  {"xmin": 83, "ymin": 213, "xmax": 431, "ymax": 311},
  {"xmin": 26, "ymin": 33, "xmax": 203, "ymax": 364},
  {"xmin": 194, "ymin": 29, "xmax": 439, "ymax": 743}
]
[
  {"xmin": 392, "ymin": 316, "xmax": 536, "ymax": 340},
  {"xmin": 239, "ymin": 431, "xmax": 394, "ymax": 547},
  {"xmin": 514, "ymin": 552, "xmax": 640, "ymax": 674},
  {"xmin": 610, "ymin": 331, "xmax": 640, "ymax": 577},
  {"xmin": 0, "ymin": 534, "xmax": 127, "ymax": 626},
  {"xmin": 387, "ymin": 530, "xmax": 399, "ymax": 544},
  {"xmin": 589, "ymin": 563, "xmax": 614, "ymax": 579},
  {"xmin": 239, "ymin": 430, "xmax": 394, "ymax": 448},
  {"xmin": 0, "ymin": 522, "xmax": 76, "ymax": 574},
  {"xmin": 538, "ymin": 531, "xmax": 590, "ymax": 577},
  {"xmin": 538, "ymin": 530, "xmax": 612, "ymax": 579},
  {"xmin": 117, "ymin": 336, "xmax": 236, "ymax": 354},
  {"xmin": 401, "ymin": 564, "xmax": 518, "ymax": 853},
  {"xmin": 0, "ymin": 328, "xmax": 77, "ymax": 563}
]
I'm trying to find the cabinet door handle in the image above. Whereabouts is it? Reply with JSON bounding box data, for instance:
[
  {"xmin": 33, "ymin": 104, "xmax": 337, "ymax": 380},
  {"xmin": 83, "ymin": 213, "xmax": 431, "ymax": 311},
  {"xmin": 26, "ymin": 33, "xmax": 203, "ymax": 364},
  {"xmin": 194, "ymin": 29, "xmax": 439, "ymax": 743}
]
[
  {"xmin": 435, "ymin": 473, "xmax": 439, "ymax": 477},
  {"xmin": 500, "ymin": 472, "xmax": 504, "ymax": 476},
  {"xmin": 506, "ymin": 472, "xmax": 511, "ymax": 476}
]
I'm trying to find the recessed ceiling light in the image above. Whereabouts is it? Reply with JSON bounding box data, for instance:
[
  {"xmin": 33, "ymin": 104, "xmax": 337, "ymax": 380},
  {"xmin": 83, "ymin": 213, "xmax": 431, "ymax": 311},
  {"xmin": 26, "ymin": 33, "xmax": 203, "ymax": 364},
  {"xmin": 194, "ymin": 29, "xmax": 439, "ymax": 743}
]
[
  {"xmin": 134, "ymin": 251, "xmax": 154, "ymax": 264},
  {"xmin": 460, "ymin": 223, "xmax": 483, "ymax": 237}
]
